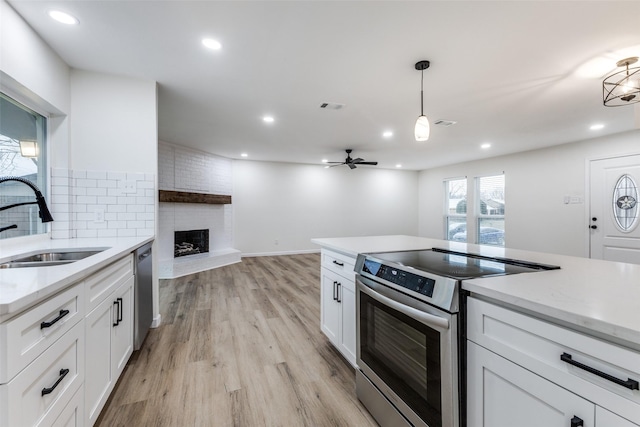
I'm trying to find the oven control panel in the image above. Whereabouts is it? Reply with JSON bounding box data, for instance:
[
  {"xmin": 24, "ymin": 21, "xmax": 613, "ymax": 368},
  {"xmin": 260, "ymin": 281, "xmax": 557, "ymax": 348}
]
[{"xmin": 363, "ymin": 259, "xmax": 436, "ymax": 298}]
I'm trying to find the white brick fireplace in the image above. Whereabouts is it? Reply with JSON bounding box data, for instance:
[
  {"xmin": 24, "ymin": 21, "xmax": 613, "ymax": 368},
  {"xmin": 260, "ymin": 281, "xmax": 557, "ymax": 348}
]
[{"xmin": 158, "ymin": 141, "xmax": 240, "ymax": 278}]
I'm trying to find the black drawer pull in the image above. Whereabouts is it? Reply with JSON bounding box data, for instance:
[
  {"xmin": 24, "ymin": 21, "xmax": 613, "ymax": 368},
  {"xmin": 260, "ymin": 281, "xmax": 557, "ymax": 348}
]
[
  {"xmin": 570, "ymin": 416, "xmax": 583, "ymax": 427},
  {"xmin": 41, "ymin": 368, "xmax": 69, "ymax": 396},
  {"xmin": 561, "ymin": 353, "xmax": 639, "ymax": 390},
  {"xmin": 117, "ymin": 297, "xmax": 123, "ymax": 322},
  {"xmin": 332, "ymin": 260, "xmax": 344, "ymax": 267},
  {"xmin": 336, "ymin": 282, "xmax": 341, "ymax": 303},
  {"xmin": 40, "ymin": 309, "xmax": 70, "ymax": 329},
  {"xmin": 113, "ymin": 300, "xmax": 120, "ymax": 326},
  {"xmin": 333, "ymin": 281, "xmax": 338, "ymax": 301}
]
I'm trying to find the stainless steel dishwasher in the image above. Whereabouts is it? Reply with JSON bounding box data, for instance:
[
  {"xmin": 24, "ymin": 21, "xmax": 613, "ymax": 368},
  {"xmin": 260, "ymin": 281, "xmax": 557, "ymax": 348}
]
[{"xmin": 134, "ymin": 241, "xmax": 153, "ymax": 350}]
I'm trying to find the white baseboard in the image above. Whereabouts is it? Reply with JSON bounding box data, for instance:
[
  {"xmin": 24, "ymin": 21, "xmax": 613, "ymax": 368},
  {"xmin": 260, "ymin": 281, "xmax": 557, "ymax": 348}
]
[
  {"xmin": 241, "ymin": 249, "xmax": 320, "ymax": 257},
  {"xmin": 151, "ymin": 314, "xmax": 162, "ymax": 328}
]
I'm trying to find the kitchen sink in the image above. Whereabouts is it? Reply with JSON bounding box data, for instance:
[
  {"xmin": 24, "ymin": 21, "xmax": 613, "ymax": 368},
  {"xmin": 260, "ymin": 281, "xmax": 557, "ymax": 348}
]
[{"xmin": 0, "ymin": 248, "xmax": 109, "ymax": 269}]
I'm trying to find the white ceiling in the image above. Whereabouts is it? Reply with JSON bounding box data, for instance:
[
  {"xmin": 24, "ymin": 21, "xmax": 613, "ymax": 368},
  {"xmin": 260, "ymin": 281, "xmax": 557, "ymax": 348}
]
[{"xmin": 7, "ymin": 0, "xmax": 640, "ymax": 170}]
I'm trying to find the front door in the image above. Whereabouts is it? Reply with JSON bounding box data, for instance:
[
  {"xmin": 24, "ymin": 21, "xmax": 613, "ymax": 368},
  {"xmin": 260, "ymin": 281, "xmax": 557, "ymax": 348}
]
[{"xmin": 589, "ymin": 154, "xmax": 640, "ymax": 264}]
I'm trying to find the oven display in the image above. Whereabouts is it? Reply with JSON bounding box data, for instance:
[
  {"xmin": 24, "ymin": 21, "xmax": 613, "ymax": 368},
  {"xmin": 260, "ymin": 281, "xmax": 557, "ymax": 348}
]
[{"xmin": 363, "ymin": 260, "xmax": 436, "ymax": 298}]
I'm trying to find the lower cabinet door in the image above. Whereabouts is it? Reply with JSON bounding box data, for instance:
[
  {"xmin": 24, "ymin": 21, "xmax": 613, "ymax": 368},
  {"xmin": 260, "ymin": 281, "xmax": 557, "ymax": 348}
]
[
  {"xmin": 339, "ymin": 283, "xmax": 356, "ymax": 366},
  {"xmin": 320, "ymin": 268, "xmax": 341, "ymax": 346},
  {"xmin": 85, "ymin": 293, "xmax": 114, "ymax": 425},
  {"xmin": 111, "ymin": 276, "xmax": 134, "ymax": 380},
  {"xmin": 467, "ymin": 341, "xmax": 595, "ymax": 427},
  {"xmin": 85, "ymin": 277, "xmax": 134, "ymax": 426}
]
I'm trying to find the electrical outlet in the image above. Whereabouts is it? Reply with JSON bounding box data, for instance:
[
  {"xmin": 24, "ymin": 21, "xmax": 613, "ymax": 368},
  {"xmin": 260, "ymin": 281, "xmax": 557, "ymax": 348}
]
[
  {"xmin": 121, "ymin": 180, "xmax": 136, "ymax": 193},
  {"xmin": 94, "ymin": 208, "xmax": 105, "ymax": 223}
]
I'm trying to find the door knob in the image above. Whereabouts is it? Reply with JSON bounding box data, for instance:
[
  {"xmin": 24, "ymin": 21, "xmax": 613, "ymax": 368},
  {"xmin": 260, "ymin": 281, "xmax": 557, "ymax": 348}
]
[
  {"xmin": 590, "ymin": 225, "xmax": 597, "ymax": 229},
  {"xmin": 592, "ymin": 217, "xmax": 597, "ymax": 221}
]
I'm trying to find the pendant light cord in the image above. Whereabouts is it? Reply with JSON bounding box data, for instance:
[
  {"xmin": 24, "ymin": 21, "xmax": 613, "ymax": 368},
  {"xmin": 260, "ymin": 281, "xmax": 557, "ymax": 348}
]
[{"xmin": 420, "ymin": 69, "xmax": 424, "ymax": 116}]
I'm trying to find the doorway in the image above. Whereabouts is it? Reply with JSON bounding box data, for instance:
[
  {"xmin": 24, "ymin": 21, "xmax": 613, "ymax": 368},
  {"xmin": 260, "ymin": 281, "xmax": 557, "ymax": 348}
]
[{"xmin": 589, "ymin": 154, "xmax": 640, "ymax": 264}]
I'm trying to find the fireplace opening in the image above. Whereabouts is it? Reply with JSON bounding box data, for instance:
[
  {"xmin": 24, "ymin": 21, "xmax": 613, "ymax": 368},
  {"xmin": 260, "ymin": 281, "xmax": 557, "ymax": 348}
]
[{"xmin": 174, "ymin": 229, "xmax": 209, "ymax": 258}]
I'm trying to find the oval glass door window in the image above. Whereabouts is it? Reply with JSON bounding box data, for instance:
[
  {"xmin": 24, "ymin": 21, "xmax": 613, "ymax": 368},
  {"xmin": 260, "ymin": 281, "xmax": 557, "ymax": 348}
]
[{"xmin": 612, "ymin": 174, "xmax": 638, "ymax": 232}]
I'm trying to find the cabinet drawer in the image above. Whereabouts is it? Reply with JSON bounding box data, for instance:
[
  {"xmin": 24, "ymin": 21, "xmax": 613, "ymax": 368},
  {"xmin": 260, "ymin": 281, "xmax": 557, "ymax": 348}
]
[
  {"xmin": 321, "ymin": 249, "xmax": 356, "ymax": 280},
  {"xmin": 0, "ymin": 283, "xmax": 84, "ymax": 383},
  {"xmin": 52, "ymin": 386, "xmax": 84, "ymax": 427},
  {"xmin": 86, "ymin": 254, "xmax": 133, "ymax": 313},
  {"xmin": 468, "ymin": 297, "xmax": 640, "ymax": 424},
  {"xmin": 0, "ymin": 320, "xmax": 84, "ymax": 427}
]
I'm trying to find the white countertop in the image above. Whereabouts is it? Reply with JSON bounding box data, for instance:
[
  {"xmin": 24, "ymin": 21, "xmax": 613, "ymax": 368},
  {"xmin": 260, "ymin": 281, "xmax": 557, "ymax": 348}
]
[
  {"xmin": 312, "ymin": 235, "xmax": 640, "ymax": 349},
  {"xmin": 0, "ymin": 235, "xmax": 153, "ymax": 322}
]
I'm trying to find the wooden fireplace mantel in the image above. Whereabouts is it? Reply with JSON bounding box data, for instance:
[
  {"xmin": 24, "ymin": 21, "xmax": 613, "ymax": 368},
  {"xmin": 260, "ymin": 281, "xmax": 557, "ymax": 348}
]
[{"xmin": 159, "ymin": 190, "xmax": 232, "ymax": 205}]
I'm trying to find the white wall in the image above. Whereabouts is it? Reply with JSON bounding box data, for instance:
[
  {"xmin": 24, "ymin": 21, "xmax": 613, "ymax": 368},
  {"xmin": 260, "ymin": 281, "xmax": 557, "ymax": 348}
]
[
  {"xmin": 0, "ymin": 0, "xmax": 71, "ymax": 170},
  {"xmin": 418, "ymin": 130, "xmax": 640, "ymax": 257},
  {"xmin": 233, "ymin": 161, "xmax": 419, "ymax": 255},
  {"xmin": 70, "ymin": 70, "xmax": 157, "ymax": 174}
]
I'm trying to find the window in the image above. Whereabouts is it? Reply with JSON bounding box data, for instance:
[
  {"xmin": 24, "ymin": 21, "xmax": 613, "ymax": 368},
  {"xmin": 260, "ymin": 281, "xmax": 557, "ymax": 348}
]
[
  {"xmin": 476, "ymin": 174, "xmax": 505, "ymax": 246},
  {"xmin": 445, "ymin": 178, "xmax": 467, "ymax": 242},
  {"xmin": 0, "ymin": 92, "xmax": 48, "ymax": 239}
]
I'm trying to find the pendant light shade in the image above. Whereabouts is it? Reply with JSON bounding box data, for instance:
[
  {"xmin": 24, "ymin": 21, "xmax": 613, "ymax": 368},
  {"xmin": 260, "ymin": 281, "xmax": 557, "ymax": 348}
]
[
  {"xmin": 414, "ymin": 60, "xmax": 431, "ymax": 141},
  {"xmin": 603, "ymin": 57, "xmax": 640, "ymax": 107},
  {"xmin": 415, "ymin": 115, "xmax": 430, "ymax": 141}
]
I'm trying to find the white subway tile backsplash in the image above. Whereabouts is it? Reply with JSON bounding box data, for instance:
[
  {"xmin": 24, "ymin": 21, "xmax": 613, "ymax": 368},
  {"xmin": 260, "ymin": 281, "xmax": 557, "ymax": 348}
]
[{"xmin": 50, "ymin": 167, "xmax": 156, "ymax": 239}]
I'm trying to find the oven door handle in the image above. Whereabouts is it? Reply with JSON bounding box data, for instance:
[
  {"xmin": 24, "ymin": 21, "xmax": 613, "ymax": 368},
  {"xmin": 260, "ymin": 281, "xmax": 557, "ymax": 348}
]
[{"xmin": 359, "ymin": 283, "xmax": 449, "ymax": 331}]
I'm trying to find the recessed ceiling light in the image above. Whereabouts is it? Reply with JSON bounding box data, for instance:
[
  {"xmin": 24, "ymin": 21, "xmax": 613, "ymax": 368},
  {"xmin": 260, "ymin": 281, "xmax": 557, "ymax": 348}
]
[
  {"xmin": 396, "ymin": 164, "xmax": 402, "ymax": 168},
  {"xmin": 383, "ymin": 131, "xmax": 393, "ymax": 138},
  {"xmin": 481, "ymin": 143, "xmax": 492, "ymax": 149},
  {"xmin": 321, "ymin": 159, "xmax": 328, "ymax": 163},
  {"xmin": 263, "ymin": 116, "xmax": 275, "ymax": 123},
  {"xmin": 240, "ymin": 153, "xmax": 248, "ymax": 157},
  {"xmin": 48, "ymin": 10, "xmax": 79, "ymax": 25},
  {"xmin": 590, "ymin": 123, "xmax": 605, "ymax": 130},
  {"xmin": 202, "ymin": 38, "xmax": 222, "ymax": 50}
]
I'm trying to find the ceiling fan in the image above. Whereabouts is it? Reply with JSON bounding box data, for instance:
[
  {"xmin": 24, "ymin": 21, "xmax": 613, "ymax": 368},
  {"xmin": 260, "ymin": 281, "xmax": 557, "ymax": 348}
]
[{"xmin": 326, "ymin": 149, "xmax": 378, "ymax": 169}]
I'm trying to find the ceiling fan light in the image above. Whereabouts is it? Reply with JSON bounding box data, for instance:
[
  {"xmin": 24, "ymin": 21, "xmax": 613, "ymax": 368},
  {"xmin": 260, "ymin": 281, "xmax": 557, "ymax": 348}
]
[{"xmin": 415, "ymin": 115, "xmax": 430, "ymax": 141}]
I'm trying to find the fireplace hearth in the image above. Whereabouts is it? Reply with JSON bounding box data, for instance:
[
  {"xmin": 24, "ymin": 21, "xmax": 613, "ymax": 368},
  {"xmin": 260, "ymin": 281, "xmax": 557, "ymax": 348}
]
[{"xmin": 174, "ymin": 229, "xmax": 209, "ymax": 258}]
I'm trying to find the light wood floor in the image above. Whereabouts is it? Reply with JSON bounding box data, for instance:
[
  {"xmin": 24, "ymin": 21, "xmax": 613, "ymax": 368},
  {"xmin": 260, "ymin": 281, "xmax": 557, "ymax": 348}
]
[{"xmin": 96, "ymin": 254, "xmax": 378, "ymax": 427}]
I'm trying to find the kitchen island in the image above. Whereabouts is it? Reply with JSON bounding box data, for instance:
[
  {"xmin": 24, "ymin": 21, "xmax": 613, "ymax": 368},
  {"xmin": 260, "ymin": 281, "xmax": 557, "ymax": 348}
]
[{"xmin": 312, "ymin": 235, "xmax": 640, "ymax": 426}]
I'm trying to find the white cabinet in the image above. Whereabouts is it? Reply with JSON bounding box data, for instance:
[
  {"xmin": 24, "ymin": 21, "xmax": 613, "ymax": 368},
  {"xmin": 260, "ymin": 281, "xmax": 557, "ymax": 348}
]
[
  {"xmin": 467, "ymin": 297, "xmax": 640, "ymax": 426},
  {"xmin": 320, "ymin": 249, "xmax": 357, "ymax": 367},
  {"xmin": 0, "ymin": 251, "xmax": 137, "ymax": 427},
  {"xmin": 85, "ymin": 275, "xmax": 134, "ymax": 426},
  {"xmin": 468, "ymin": 341, "xmax": 594, "ymax": 427}
]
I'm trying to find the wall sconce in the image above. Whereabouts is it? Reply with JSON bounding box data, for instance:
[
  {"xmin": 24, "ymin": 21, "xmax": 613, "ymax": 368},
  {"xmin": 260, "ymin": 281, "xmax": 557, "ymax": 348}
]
[{"xmin": 19, "ymin": 140, "xmax": 39, "ymax": 158}]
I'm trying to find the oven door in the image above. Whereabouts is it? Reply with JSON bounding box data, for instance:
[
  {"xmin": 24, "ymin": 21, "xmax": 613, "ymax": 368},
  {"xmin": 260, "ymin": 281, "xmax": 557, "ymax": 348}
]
[{"xmin": 356, "ymin": 275, "xmax": 458, "ymax": 427}]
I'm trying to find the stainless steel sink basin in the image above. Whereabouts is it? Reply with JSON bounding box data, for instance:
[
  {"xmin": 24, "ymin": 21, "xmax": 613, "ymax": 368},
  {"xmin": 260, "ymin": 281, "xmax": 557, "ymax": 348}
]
[{"xmin": 0, "ymin": 248, "xmax": 108, "ymax": 269}]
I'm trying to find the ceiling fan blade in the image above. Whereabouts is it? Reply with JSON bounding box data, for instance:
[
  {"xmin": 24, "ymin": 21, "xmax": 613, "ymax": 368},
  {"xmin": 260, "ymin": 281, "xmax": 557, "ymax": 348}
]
[
  {"xmin": 328, "ymin": 163, "xmax": 343, "ymax": 167},
  {"xmin": 325, "ymin": 161, "xmax": 344, "ymax": 164},
  {"xmin": 348, "ymin": 163, "xmax": 357, "ymax": 169},
  {"xmin": 358, "ymin": 161, "xmax": 378, "ymax": 165},
  {"xmin": 352, "ymin": 158, "xmax": 364, "ymax": 163}
]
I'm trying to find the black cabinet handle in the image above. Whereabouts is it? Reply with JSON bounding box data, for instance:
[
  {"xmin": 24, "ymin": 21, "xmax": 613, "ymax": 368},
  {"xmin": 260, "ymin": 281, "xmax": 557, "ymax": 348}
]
[
  {"xmin": 113, "ymin": 300, "xmax": 120, "ymax": 326},
  {"xmin": 332, "ymin": 281, "xmax": 338, "ymax": 301},
  {"xmin": 332, "ymin": 260, "xmax": 344, "ymax": 267},
  {"xmin": 561, "ymin": 353, "xmax": 639, "ymax": 390},
  {"xmin": 41, "ymin": 368, "xmax": 69, "ymax": 396},
  {"xmin": 117, "ymin": 297, "xmax": 123, "ymax": 322},
  {"xmin": 589, "ymin": 225, "xmax": 597, "ymax": 229},
  {"xmin": 40, "ymin": 309, "xmax": 70, "ymax": 329},
  {"xmin": 336, "ymin": 282, "xmax": 341, "ymax": 303},
  {"xmin": 570, "ymin": 416, "xmax": 583, "ymax": 427}
]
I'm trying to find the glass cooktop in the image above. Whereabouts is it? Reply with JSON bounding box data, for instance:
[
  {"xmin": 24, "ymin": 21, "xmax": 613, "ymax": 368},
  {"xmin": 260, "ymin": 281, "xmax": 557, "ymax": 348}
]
[{"xmin": 366, "ymin": 248, "xmax": 560, "ymax": 280}]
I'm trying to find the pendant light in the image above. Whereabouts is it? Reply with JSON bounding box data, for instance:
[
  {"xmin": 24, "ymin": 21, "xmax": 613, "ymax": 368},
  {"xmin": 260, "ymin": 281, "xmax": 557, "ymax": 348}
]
[
  {"xmin": 603, "ymin": 57, "xmax": 640, "ymax": 107},
  {"xmin": 415, "ymin": 60, "xmax": 431, "ymax": 141}
]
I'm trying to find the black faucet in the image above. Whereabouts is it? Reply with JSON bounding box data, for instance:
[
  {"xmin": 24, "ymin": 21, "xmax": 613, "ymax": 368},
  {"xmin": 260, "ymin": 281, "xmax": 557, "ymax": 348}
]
[{"xmin": 0, "ymin": 176, "xmax": 54, "ymax": 233}]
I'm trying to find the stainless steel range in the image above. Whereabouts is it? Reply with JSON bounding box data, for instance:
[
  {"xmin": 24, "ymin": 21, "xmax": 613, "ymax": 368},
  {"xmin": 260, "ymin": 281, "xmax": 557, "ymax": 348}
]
[{"xmin": 354, "ymin": 248, "xmax": 559, "ymax": 427}]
